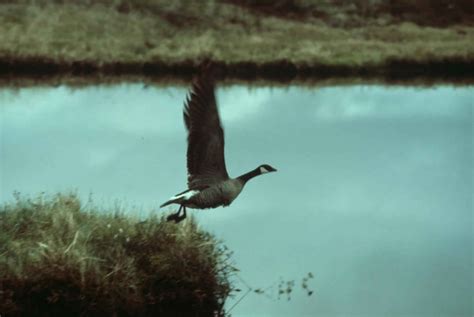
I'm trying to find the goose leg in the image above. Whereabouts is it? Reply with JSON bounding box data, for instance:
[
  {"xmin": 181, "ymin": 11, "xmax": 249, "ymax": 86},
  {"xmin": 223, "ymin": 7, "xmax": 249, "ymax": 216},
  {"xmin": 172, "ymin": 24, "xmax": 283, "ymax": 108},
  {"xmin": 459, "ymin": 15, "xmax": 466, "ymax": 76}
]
[
  {"xmin": 167, "ymin": 205, "xmax": 183, "ymax": 223},
  {"xmin": 166, "ymin": 205, "xmax": 187, "ymax": 223},
  {"xmin": 175, "ymin": 206, "xmax": 187, "ymax": 223}
]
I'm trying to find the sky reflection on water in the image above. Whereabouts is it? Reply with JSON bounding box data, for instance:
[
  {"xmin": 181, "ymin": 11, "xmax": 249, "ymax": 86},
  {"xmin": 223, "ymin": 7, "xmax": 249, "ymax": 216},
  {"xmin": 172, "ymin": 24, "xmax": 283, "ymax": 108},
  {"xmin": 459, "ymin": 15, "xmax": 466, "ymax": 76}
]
[{"xmin": 1, "ymin": 84, "xmax": 472, "ymax": 316}]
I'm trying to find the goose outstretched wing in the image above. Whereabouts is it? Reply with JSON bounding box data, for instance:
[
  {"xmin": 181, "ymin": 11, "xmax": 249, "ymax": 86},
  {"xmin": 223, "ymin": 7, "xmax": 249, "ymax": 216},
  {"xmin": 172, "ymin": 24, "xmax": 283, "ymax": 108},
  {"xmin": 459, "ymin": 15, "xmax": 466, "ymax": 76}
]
[{"xmin": 183, "ymin": 71, "xmax": 229, "ymax": 188}]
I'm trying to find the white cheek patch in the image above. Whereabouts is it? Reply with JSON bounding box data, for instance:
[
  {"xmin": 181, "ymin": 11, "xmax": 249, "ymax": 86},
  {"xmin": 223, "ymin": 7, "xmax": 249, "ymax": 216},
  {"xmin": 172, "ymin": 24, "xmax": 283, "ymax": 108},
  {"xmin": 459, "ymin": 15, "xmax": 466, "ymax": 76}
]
[
  {"xmin": 259, "ymin": 167, "xmax": 269, "ymax": 174},
  {"xmin": 171, "ymin": 190, "xmax": 199, "ymax": 200}
]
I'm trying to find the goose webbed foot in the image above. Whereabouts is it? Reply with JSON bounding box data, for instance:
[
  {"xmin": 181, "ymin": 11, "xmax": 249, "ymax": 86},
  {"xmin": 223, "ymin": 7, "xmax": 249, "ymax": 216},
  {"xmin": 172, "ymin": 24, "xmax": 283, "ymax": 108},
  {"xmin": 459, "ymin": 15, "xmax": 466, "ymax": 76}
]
[{"xmin": 166, "ymin": 205, "xmax": 187, "ymax": 223}]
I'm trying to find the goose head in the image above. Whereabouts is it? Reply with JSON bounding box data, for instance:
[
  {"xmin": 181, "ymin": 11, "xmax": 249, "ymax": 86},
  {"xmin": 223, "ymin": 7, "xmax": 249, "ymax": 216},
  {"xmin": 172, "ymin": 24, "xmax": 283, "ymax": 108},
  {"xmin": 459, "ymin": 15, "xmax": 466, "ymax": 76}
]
[
  {"xmin": 258, "ymin": 164, "xmax": 277, "ymax": 174},
  {"xmin": 237, "ymin": 164, "xmax": 276, "ymax": 183}
]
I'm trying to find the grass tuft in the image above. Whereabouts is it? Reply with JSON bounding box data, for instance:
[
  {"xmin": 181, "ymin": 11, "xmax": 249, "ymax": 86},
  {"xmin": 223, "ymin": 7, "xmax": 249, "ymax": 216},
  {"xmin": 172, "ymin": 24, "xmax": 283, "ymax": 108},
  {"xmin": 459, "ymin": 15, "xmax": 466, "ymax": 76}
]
[{"xmin": 0, "ymin": 192, "xmax": 233, "ymax": 316}]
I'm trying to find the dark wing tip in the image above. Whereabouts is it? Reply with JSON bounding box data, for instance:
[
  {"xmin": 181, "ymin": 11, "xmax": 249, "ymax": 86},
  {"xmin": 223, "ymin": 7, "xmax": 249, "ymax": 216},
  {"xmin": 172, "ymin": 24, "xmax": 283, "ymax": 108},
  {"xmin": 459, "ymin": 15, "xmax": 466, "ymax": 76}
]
[
  {"xmin": 198, "ymin": 59, "xmax": 215, "ymax": 74},
  {"xmin": 183, "ymin": 66, "xmax": 216, "ymax": 130}
]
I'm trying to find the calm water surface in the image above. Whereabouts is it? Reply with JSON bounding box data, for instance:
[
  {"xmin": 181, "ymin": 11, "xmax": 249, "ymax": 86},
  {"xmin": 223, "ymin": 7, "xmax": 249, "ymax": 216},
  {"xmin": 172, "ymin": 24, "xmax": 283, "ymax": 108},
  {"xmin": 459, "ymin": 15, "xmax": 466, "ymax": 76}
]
[{"xmin": 0, "ymin": 84, "xmax": 472, "ymax": 317}]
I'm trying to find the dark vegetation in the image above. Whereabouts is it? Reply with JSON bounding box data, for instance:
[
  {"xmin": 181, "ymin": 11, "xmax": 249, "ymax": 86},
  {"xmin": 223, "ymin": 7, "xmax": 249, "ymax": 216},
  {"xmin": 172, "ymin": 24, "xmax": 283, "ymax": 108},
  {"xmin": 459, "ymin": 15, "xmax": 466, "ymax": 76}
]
[
  {"xmin": 0, "ymin": 193, "xmax": 233, "ymax": 316},
  {"xmin": 0, "ymin": 0, "xmax": 472, "ymax": 84},
  {"xmin": 229, "ymin": 0, "xmax": 473, "ymax": 27}
]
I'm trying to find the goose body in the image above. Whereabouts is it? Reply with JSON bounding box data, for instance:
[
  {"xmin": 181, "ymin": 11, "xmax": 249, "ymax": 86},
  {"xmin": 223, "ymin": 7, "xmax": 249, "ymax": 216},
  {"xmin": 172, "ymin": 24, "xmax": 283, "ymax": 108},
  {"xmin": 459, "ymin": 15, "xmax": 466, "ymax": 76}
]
[
  {"xmin": 161, "ymin": 178, "xmax": 243, "ymax": 210},
  {"xmin": 160, "ymin": 67, "xmax": 277, "ymax": 222}
]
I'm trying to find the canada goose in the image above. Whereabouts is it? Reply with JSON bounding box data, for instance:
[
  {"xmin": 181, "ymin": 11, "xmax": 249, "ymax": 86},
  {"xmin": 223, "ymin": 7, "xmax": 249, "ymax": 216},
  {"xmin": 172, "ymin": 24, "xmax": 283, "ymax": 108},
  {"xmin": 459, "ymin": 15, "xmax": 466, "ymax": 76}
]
[{"xmin": 160, "ymin": 68, "xmax": 277, "ymax": 223}]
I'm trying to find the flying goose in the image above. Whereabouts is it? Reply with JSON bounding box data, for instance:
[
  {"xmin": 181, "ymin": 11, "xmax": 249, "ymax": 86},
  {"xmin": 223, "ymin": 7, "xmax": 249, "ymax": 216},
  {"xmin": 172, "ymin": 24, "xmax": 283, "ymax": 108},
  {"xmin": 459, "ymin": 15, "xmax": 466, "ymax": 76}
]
[{"xmin": 160, "ymin": 69, "xmax": 277, "ymax": 223}]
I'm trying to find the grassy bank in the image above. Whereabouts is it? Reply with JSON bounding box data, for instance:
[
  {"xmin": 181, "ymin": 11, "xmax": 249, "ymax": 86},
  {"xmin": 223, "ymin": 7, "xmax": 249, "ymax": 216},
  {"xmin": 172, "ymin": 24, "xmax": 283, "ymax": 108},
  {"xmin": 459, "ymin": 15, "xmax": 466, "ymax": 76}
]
[
  {"xmin": 0, "ymin": 0, "xmax": 473, "ymax": 84},
  {"xmin": 0, "ymin": 193, "xmax": 233, "ymax": 316}
]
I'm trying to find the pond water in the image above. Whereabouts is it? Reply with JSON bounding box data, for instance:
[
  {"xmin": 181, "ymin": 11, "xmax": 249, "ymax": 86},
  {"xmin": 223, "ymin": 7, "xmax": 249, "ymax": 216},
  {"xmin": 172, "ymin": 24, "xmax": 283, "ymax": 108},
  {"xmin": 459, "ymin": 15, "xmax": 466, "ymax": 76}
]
[{"xmin": 0, "ymin": 84, "xmax": 472, "ymax": 316}]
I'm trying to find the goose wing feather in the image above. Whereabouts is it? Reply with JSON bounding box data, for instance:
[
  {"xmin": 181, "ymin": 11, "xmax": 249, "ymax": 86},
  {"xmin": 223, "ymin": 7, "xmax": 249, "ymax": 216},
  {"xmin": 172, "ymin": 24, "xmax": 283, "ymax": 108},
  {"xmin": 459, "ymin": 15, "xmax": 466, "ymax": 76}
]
[{"xmin": 183, "ymin": 71, "xmax": 229, "ymax": 188}]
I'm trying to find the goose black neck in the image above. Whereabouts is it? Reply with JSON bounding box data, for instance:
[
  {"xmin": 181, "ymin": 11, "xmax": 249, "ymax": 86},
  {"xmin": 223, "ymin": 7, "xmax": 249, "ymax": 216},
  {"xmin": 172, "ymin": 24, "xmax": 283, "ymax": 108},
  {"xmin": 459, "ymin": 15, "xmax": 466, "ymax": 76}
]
[{"xmin": 237, "ymin": 168, "xmax": 260, "ymax": 184}]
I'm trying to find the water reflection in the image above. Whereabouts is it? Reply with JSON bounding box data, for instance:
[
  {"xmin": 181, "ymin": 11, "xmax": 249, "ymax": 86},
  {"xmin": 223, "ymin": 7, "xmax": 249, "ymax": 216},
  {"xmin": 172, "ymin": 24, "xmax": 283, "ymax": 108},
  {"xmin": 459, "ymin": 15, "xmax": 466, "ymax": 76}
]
[{"xmin": 1, "ymin": 85, "xmax": 472, "ymax": 316}]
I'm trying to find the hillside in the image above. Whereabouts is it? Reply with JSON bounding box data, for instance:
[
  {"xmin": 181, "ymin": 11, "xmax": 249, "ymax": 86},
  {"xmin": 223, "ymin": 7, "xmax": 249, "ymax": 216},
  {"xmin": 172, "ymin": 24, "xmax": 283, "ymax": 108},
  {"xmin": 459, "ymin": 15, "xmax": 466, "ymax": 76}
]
[{"xmin": 0, "ymin": 193, "xmax": 233, "ymax": 316}]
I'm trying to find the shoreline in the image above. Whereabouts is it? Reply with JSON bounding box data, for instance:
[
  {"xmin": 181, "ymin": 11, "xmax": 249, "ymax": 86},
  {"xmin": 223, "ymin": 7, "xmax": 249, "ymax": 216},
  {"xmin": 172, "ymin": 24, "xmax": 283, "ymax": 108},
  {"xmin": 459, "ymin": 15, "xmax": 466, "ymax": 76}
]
[
  {"xmin": 1, "ymin": 1, "xmax": 473, "ymax": 86},
  {"xmin": 1, "ymin": 58, "xmax": 473, "ymax": 87}
]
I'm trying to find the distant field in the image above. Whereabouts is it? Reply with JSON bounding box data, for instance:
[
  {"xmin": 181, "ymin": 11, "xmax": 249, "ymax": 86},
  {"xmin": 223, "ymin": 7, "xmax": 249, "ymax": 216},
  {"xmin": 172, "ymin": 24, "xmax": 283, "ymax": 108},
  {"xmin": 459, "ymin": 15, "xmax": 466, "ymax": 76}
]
[{"xmin": 0, "ymin": 0, "xmax": 473, "ymax": 84}]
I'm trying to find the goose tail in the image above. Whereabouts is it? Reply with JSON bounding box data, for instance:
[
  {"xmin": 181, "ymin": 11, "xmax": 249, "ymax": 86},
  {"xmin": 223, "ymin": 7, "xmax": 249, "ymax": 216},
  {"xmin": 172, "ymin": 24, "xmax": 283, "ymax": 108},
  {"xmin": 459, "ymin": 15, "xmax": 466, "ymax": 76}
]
[
  {"xmin": 160, "ymin": 199, "xmax": 177, "ymax": 208},
  {"xmin": 160, "ymin": 189, "xmax": 199, "ymax": 208}
]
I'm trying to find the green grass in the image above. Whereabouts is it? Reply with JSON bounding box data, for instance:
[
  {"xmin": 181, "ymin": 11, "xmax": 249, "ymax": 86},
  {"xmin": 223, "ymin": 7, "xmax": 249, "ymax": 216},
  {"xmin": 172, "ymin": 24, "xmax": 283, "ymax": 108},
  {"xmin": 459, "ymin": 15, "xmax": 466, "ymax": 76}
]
[
  {"xmin": 0, "ymin": 193, "xmax": 234, "ymax": 316},
  {"xmin": 0, "ymin": 0, "xmax": 473, "ymax": 83}
]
